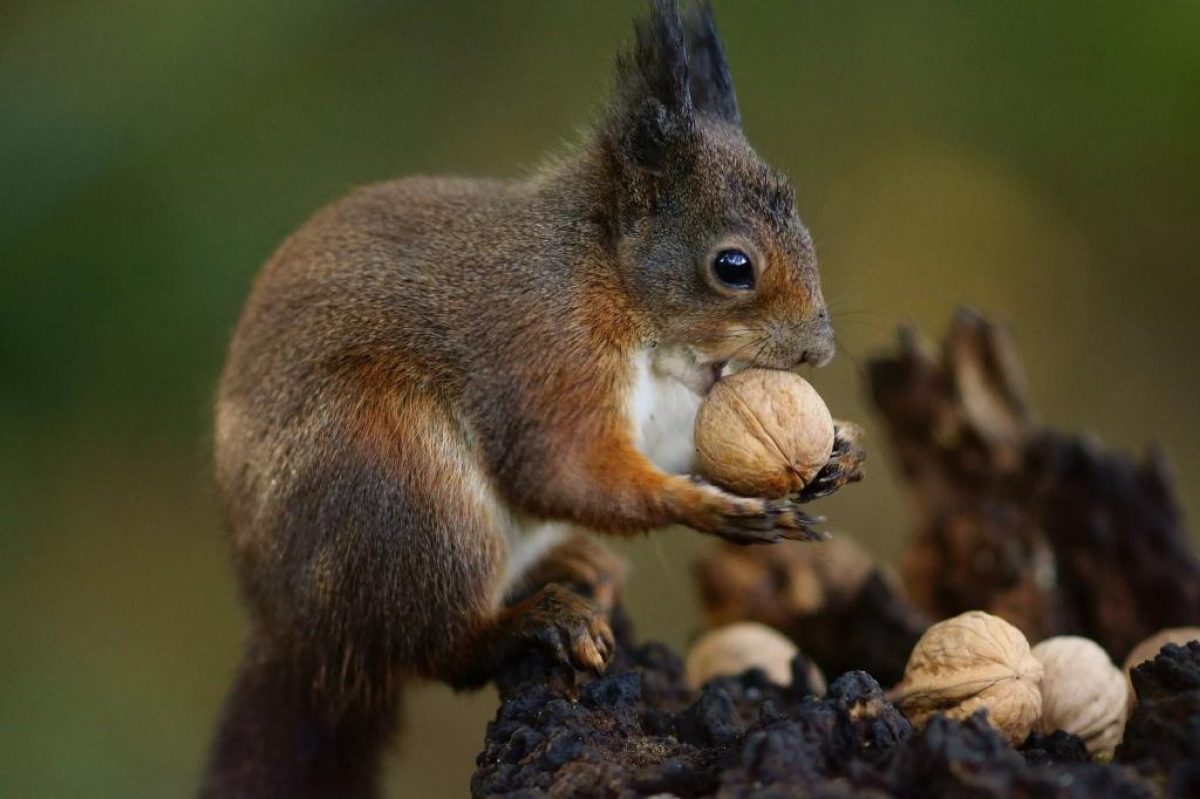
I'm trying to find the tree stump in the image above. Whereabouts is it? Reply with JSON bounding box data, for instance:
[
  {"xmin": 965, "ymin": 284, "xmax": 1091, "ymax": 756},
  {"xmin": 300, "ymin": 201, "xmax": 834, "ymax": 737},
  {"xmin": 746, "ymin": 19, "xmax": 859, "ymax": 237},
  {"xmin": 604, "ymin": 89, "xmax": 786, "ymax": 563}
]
[{"xmin": 471, "ymin": 310, "xmax": 1200, "ymax": 797}]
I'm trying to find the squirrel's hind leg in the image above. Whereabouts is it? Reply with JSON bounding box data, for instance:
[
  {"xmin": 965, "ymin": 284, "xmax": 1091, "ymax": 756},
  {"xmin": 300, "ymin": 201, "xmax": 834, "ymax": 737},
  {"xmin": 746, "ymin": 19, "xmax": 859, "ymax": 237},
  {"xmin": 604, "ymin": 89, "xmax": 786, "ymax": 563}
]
[
  {"xmin": 437, "ymin": 531, "xmax": 628, "ymax": 687},
  {"xmin": 506, "ymin": 531, "xmax": 629, "ymax": 614},
  {"xmin": 332, "ymin": 385, "xmax": 615, "ymax": 694},
  {"xmin": 433, "ymin": 530, "xmax": 625, "ymax": 689},
  {"xmin": 435, "ymin": 531, "xmax": 627, "ymax": 690},
  {"xmin": 206, "ymin": 388, "xmax": 508, "ymax": 797},
  {"xmin": 439, "ymin": 583, "xmax": 616, "ymax": 690}
]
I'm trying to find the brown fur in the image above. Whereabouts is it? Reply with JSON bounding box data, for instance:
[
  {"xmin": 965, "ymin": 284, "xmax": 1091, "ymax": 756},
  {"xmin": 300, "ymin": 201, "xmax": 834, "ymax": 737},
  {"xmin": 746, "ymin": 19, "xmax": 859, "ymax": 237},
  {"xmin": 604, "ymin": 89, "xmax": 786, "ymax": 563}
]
[{"xmin": 202, "ymin": 2, "xmax": 854, "ymax": 797}]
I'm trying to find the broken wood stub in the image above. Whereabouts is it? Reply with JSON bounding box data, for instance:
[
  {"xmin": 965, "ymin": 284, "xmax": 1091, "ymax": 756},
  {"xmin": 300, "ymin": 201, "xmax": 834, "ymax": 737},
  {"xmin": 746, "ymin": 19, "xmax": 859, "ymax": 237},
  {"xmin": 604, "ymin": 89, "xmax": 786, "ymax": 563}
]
[{"xmin": 867, "ymin": 307, "xmax": 1200, "ymax": 659}]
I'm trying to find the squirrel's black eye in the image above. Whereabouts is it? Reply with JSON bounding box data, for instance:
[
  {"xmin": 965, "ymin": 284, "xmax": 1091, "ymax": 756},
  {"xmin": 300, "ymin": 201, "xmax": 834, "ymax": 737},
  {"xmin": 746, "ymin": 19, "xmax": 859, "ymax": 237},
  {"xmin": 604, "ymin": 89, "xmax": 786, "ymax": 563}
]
[{"xmin": 712, "ymin": 249, "xmax": 755, "ymax": 290}]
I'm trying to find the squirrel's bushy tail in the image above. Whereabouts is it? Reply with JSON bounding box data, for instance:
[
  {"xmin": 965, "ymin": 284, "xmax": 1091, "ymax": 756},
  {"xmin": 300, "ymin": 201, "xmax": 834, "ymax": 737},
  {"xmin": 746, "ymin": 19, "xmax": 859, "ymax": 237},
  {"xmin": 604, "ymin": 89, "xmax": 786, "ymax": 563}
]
[{"xmin": 199, "ymin": 631, "xmax": 399, "ymax": 799}]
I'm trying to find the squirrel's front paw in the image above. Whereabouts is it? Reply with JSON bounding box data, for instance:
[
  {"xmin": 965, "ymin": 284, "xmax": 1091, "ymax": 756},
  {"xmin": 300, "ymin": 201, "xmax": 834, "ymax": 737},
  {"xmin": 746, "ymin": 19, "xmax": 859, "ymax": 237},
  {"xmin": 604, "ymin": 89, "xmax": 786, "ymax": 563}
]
[
  {"xmin": 510, "ymin": 583, "xmax": 614, "ymax": 674},
  {"xmin": 796, "ymin": 420, "xmax": 866, "ymax": 503},
  {"xmin": 680, "ymin": 477, "xmax": 827, "ymax": 546}
]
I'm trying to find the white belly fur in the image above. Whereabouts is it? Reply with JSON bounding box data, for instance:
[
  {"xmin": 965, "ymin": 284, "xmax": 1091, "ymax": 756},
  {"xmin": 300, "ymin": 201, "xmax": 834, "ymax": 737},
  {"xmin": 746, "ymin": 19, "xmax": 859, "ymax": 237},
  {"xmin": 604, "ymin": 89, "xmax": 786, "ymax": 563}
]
[{"xmin": 629, "ymin": 347, "xmax": 703, "ymax": 474}]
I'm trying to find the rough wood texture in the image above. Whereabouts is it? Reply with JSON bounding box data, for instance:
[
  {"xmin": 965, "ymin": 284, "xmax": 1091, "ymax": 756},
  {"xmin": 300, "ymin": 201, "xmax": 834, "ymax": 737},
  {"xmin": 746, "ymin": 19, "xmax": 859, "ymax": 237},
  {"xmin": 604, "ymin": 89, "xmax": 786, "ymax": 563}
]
[
  {"xmin": 472, "ymin": 615, "xmax": 1167, "ymax": 799},
  {"xmin": 869, "ymin": 308, "xmax": 1200, "ymax": 661}
]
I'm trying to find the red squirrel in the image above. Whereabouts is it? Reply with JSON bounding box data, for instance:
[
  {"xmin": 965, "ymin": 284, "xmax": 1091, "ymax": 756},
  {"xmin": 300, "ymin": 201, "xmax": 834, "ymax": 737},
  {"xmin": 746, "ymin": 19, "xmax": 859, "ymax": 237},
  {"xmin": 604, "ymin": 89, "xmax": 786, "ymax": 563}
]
[{"xmin": 202, "ymin": 2, "xmax": 864, "ymax": 796}]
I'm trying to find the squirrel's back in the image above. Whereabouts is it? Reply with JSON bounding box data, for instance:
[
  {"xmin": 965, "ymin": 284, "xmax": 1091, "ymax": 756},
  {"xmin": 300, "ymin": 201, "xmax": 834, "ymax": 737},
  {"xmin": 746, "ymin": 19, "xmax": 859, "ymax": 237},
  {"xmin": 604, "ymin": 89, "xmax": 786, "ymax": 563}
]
[
  {"xmin": 218, "ymin": 167, "xmax": 616, "ymax": 435},
  {"xmin": 224, "ymin": 174, "xmax": 570, "ymax": 386}
]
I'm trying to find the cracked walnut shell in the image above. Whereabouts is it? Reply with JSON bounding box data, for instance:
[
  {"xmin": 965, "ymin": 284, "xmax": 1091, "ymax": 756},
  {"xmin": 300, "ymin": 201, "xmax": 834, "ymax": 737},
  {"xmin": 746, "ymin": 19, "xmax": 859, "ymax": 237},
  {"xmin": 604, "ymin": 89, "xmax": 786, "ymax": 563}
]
[
  {"xmin": 892, "ymin": 610, "xmax": 1043, "ymax": 744},
  {"xmin": 694, "ymin": 369, "xmax": 834, "ymax": 498}
]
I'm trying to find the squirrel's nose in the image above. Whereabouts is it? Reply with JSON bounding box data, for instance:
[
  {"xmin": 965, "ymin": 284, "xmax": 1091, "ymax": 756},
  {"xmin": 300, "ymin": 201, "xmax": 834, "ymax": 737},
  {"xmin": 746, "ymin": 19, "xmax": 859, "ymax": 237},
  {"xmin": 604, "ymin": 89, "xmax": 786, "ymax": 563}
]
[
  {"xmin": 793, "ymin": 313, "xmax": 835, "ymax": 368},
  {"xmin": 796, "ymin": 340, "xmax": 835, "ymax": 368}
]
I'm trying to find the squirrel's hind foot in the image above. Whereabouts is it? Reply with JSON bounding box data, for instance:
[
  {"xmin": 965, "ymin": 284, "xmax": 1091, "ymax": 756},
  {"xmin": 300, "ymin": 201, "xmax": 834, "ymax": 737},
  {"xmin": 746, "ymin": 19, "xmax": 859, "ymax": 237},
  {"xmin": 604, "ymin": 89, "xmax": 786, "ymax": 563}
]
[{"xmin": 505, "ymin": 583, "xmax": 615, "ymax": 675}]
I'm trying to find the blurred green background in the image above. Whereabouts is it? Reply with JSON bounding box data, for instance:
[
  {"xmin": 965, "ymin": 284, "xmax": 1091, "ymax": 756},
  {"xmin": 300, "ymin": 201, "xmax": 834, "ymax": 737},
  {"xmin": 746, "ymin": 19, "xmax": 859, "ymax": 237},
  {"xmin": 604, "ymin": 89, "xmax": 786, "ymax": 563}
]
[{"xmin": 3, "ymin": 1, "xmax": 1198, "ymax": 796}]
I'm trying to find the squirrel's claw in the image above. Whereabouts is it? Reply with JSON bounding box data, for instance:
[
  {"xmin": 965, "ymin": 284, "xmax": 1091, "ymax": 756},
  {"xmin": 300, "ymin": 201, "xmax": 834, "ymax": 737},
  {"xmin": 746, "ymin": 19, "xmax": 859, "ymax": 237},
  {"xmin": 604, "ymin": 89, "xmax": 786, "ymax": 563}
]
[
  {"xmin": 677, "ymin": 477, "xmax": 828, "ymax": 545},
  {"xmin": 796, "ymin": 421, "xmax": 866, "ymax": 503},
  {"xmin": 515, "ymin": 584, "xmax": 614, "ymax": 675},
  {"xmin": 711, "ymin": 495, "xmax": 828, "ymax": 546}
]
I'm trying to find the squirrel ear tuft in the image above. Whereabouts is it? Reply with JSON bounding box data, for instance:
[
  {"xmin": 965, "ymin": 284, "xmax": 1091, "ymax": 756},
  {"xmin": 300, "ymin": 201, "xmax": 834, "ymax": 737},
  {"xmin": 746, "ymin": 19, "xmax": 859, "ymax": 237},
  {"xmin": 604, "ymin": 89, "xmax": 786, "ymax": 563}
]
[
  {"xmin": 684, "ymin": 1, "xmax": 740, "ymax": 126},
  {"xmin": 618, "ymin": 0, "xmax": 692, "ymax": 115},
  {"xmin": 609, "ymin": 0, "xmax": 695, "ymax": 170}
]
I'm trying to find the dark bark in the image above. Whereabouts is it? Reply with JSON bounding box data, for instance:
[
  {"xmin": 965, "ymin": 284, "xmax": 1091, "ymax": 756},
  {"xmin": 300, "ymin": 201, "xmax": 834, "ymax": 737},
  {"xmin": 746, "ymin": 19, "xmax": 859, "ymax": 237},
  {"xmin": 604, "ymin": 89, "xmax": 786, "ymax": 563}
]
[{"xmin": 472, "ymin": 618, "xmax": 1165, "ymax": 798}]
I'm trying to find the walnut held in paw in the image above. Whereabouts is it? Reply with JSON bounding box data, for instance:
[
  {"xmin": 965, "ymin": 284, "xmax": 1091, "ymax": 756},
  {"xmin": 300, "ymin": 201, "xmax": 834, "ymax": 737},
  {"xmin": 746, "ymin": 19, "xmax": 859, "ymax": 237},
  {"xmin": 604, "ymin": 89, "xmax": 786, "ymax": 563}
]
[
  {"xmin": 685, "ymin": 621, "xmax": 825, "ymax": 694},
  {"xmin": 1032, "ymin": 636, "xmax": 1127, "ymax": 757},
  {"xmin": 891, "ymin": 610, "xmax": 1043, "ymax": 745},
  {"xmin": 694, "ymin": 369, "xmax": 835, "ymax": 499}
]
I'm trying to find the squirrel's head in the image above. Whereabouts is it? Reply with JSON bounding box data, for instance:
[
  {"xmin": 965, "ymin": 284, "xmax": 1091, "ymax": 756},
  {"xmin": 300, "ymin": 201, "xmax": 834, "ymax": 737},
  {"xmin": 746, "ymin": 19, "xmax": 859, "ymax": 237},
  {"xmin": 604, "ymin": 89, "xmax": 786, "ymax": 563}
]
[{"xmin": 595, "ymin": 0, "xmax": 833, "ymax": 393}]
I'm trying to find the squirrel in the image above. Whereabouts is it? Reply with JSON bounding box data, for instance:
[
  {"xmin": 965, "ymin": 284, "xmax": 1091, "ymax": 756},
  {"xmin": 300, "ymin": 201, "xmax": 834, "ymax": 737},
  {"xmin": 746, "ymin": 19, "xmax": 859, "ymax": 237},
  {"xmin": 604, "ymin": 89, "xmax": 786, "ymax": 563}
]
[{"xmin": 201, "ymin": 2, "xmax": 865, "ymax": 797}]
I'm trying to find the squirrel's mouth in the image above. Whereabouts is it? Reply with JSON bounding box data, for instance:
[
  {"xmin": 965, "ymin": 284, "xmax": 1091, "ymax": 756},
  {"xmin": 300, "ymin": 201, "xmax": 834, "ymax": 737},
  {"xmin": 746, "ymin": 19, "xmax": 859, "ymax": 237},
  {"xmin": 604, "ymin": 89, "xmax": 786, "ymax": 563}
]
[
  {"xmin": 696, "ymin": 360, "xmax": 729, "ymax": 396},
  {"xmin": 649, "ymin": 345, "xmax": 733, "ymax": 396}
]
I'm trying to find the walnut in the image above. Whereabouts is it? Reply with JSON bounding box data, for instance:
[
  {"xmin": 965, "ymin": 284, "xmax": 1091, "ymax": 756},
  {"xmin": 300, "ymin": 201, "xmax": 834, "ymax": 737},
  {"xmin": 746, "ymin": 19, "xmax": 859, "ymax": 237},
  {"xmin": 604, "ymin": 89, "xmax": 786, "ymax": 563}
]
[
  {"xmin": 685, "ymin": 622, "xmax": 825, "ymax": 694},
  {"xmin": 1032, "ymin": 636, "xmax": 1127, "ymax": 757},
  {"xmin": 891, "ymin": 610, "xmax": 1042, "ymax": 744},
  {"xmin": 1122, "ymin": 627, "xmax": 1200, "ymax": 709},
  {"xmin": 1123, "ymin": 627, "xmax": 1200, "ymax": 674},
  {"xmin": 694, "ymin": 369, "xmax": 835, "ymax": 498}
]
